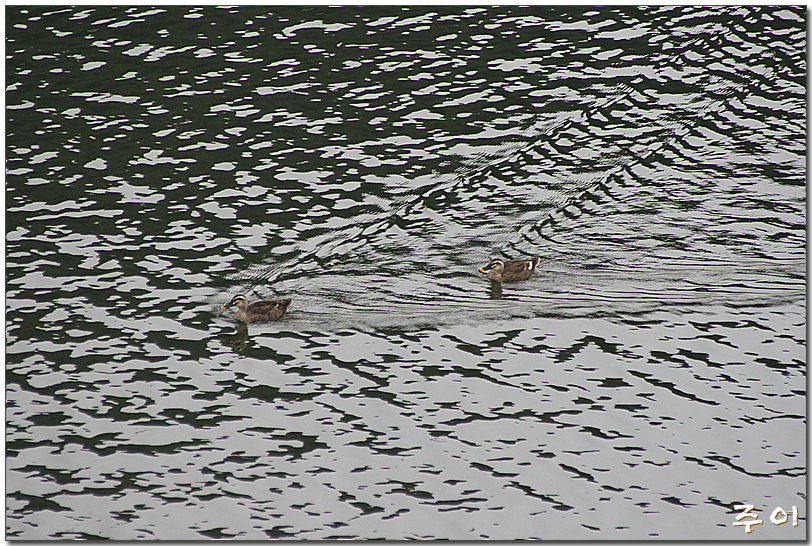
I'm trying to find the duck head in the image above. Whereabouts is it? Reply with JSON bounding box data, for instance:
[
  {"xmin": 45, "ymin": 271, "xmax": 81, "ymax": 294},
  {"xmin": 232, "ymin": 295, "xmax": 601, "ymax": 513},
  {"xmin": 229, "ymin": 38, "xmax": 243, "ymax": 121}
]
[
  {"xmin": 478, "ymin": 259, "xmax": 505, "ymax": 275},
  {"xmin": 221, "ymin": 294, "xmax": 249, "ymax": 310}
]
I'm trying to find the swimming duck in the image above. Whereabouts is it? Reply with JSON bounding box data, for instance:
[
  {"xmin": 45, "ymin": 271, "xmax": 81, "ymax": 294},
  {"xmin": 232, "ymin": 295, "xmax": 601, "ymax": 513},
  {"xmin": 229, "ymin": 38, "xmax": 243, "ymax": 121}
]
[
  {"xmin": 221, "ymin": 295, "xmax": 292, "ymax": 323},
  {"xmin": 478, "ymin": 257, "xmax": 540, "ymax": 282}
]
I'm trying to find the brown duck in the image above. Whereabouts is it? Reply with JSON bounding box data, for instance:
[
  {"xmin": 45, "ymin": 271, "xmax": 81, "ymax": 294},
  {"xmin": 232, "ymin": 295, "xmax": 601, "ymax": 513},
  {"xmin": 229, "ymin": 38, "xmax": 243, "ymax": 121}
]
[
  {"xmin": 478, "ymin": 257, "xmax": 540, "ymax": 282},
  {"xmin": 221, "ymin": 295, "xmax": 292, "ymax": 323}
]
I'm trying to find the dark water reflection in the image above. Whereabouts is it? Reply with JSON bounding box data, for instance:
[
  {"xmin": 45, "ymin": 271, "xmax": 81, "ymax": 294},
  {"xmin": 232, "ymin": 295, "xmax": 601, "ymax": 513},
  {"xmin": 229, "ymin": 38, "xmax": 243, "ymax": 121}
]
[{"xmin": 6, "ymin": 5, "xmax": 805, "ymax": 540}]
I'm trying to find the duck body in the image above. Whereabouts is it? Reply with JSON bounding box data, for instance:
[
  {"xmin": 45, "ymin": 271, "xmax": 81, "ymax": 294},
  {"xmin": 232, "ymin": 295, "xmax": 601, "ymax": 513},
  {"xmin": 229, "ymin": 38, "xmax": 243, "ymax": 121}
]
[
  {"xmin": 221, "ymin": 294, "xmax": 292, "ymax": 323},
  {"xmin": 478, "ymin": 257, "xmax": 540, "ymax": 282}
]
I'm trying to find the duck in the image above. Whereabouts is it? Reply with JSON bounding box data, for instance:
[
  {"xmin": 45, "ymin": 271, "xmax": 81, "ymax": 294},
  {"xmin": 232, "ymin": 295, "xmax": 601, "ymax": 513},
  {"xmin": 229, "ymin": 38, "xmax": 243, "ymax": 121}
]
[
  {"xmin": 478, "ymin": 257, "xmax": 540, "ymax": 282},
  {"xmin": 221, "ymin": 294, "xmax": 292, "ymax": 323}
]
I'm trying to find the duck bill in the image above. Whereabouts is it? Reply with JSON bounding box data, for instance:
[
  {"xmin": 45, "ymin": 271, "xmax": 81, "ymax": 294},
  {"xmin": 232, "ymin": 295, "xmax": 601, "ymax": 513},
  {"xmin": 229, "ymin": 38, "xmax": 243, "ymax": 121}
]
[
  {"xmin": 478, "ymin": 266, "xmax": 489, "ymax": 273},
  {"xmin": 220, "ymin": 304, "xmax": 230, "ymax": 309}
]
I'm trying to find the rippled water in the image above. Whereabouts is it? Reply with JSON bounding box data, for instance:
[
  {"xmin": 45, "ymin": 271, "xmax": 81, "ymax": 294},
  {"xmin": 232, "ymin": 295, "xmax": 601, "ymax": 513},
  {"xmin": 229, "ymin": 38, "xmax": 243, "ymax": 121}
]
[{"xmin": 6, "ymin": 5, "xmax": 806, "ymax": 540}]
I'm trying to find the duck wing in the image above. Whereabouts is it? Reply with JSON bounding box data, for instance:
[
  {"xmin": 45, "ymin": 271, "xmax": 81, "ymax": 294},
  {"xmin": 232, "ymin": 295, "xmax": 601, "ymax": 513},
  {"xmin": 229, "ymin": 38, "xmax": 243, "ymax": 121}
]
[
  {"xmin": 248, "ymin": 298, "xmax": 292, "ymax": 321},
  {"xmin": 502, "ymin": 258, "xmax": 539, "ymax": 280}
]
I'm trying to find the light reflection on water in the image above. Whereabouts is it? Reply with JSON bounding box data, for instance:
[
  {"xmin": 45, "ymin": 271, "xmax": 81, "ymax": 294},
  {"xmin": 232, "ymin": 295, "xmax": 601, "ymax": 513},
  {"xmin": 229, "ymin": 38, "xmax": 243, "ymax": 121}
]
[{"xmin": 6, "ymin": 5, "xmax": 806, "ymax": 540}]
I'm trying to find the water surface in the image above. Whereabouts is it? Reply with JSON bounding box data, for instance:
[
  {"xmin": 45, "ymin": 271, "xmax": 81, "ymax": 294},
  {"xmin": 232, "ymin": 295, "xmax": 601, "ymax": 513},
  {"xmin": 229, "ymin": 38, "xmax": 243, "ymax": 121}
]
[{"xmin": 6, "ymin": 5, "xmax": 806, "ymax": 540}]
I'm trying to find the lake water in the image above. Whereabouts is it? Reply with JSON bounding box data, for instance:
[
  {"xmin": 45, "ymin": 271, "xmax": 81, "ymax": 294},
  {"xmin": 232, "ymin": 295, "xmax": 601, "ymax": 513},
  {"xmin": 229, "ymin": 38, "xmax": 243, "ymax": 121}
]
[{"xmin": 5, "ymin": 5, "xmax": 806, "ymax": 540}]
